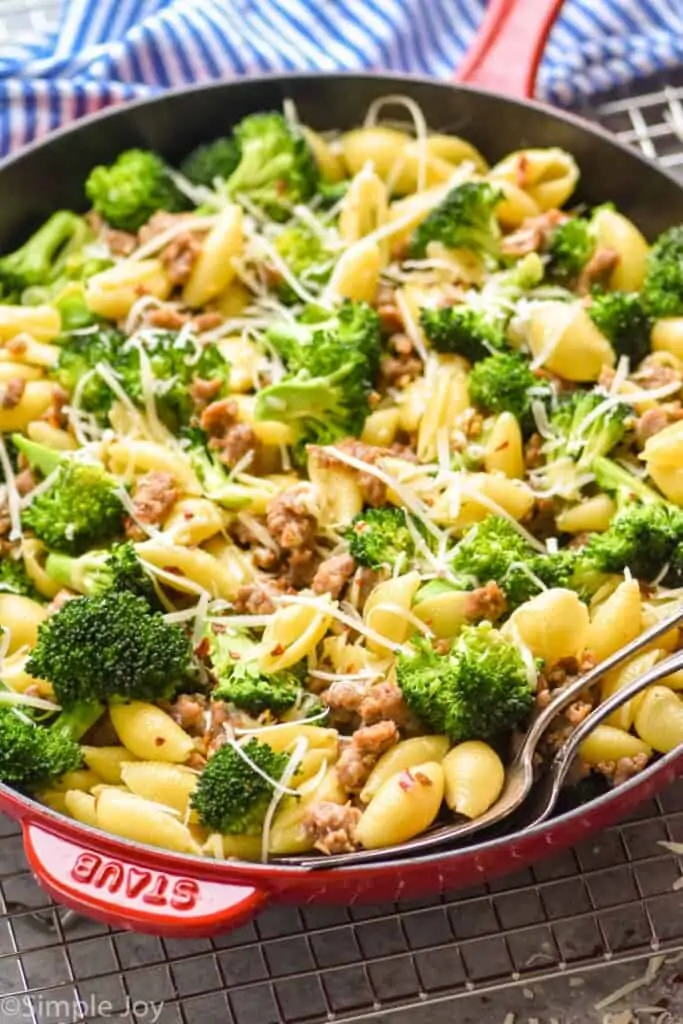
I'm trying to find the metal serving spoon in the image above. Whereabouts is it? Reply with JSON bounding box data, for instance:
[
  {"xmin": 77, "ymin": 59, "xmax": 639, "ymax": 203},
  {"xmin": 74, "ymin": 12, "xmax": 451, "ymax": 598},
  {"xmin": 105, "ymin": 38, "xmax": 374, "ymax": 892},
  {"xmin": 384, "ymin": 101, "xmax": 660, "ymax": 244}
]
[{"xmin": 280, "ymin": 603, "xmax": 683, "ymax": 869}]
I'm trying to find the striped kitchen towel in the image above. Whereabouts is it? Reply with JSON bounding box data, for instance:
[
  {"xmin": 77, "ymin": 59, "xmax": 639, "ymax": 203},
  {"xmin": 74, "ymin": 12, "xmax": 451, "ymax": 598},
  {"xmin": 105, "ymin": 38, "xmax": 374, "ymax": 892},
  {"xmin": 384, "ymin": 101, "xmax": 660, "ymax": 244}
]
[{"xmin": 1, "ymin": 0, "xmax": 682, "ymax": 155}]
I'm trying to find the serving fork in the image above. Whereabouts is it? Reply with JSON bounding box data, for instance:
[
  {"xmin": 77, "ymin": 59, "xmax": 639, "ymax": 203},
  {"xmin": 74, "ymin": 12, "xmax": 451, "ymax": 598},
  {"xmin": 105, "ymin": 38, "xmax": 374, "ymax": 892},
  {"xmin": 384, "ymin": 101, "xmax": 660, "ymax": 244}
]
[{"xmin": 282, "ymin": 603, "xmax": 683, "ymax": 868}]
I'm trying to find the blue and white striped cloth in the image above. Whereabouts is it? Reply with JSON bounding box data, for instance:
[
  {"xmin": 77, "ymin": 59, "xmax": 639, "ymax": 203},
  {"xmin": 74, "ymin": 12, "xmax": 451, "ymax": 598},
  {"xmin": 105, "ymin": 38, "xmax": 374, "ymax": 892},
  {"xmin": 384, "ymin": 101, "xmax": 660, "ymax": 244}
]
[{"xmin": 1, "ymin": 0, "xmax": 682, "ymax": 156}]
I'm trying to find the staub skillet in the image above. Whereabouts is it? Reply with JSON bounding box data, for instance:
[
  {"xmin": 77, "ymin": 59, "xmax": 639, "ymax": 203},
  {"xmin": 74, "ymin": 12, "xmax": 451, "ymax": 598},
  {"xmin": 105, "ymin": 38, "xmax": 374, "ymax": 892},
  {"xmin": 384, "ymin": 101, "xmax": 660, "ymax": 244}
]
[{"xmin": 1, "ymin": 0, "xmax": 682, "ymax": 937}]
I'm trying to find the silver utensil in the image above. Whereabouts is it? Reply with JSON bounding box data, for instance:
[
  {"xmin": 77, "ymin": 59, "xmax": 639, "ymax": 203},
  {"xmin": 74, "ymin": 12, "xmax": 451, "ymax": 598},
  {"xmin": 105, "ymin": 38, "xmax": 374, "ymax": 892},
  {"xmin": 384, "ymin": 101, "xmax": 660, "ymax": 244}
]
[{"xmin": 280, "ymin": 602, "xmax": 683, "ymax": 868}]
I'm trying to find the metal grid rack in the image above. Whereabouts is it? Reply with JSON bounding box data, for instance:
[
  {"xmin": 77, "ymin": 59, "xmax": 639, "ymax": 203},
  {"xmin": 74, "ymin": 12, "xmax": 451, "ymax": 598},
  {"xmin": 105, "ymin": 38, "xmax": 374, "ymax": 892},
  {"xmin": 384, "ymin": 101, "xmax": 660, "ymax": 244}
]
[{"xmin": 2, "ymin": 3, "xmax": 683, "ymax": 1022}]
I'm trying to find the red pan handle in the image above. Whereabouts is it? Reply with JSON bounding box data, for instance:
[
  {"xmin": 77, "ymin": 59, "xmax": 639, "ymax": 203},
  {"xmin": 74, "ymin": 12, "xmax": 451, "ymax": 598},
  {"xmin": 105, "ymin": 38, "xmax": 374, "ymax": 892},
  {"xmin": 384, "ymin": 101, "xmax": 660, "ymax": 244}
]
[
  {"xmin": 456, "ymin": 0, "xmax": 565, "ymax": 99},
  {"xmin": 23, "ymin": 821, "xmax": 269, "ymax": 938}
]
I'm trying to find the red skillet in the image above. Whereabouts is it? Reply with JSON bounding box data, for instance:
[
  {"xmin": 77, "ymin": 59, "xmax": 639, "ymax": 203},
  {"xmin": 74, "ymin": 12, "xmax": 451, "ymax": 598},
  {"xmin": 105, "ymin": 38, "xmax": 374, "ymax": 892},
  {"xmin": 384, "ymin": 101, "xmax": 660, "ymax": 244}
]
[{"xmin": 1, "ymin": 0, "xmax": 682, "ymax": 938}]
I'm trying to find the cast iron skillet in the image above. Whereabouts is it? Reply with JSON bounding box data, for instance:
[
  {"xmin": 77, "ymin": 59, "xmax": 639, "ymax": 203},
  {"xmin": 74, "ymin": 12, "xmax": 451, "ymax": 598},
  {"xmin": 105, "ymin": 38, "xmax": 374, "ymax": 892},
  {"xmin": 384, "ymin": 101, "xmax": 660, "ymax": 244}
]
[{"xmin": 0, "ymin": 0, "xmax": 682, "ymax": 938}]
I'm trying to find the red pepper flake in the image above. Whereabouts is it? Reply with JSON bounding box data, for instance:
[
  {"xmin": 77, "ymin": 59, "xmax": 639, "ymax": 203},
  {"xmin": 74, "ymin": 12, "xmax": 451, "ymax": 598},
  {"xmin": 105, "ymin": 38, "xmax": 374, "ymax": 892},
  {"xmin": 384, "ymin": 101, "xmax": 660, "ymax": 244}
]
[
  {"xmin": 270, "ymin": 643, "xmax": 285, "ymax": 656},
  {"xmin": 413, "ymin": 770, "xmax": 432, "ymax": 786},
  {"xmin": 398, "ymin": 770, "xmax": 416, "ymax": 792},
  {"xmin": 154, "ymin": 736, "xmax": 166, "ymax": 747}
]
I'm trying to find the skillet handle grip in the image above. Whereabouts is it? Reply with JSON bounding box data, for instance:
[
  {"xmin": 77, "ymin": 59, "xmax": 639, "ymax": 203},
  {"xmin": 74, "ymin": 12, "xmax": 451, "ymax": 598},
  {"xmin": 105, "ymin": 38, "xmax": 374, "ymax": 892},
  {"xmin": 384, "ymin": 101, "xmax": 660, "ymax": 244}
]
[
  {"xmin": 22, "ymin": 821, "xmax": 269, "ymax": 938},
  {"xmin": 456, "ymin": 0, "xmax": 565, "ymax": 98}
]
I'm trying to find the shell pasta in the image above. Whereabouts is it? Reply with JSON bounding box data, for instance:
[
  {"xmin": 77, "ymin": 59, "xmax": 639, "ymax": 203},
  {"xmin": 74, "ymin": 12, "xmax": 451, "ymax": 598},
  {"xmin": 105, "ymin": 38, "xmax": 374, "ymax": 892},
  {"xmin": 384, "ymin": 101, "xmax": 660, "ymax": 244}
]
[{"xmin": 2, "ymin": 96, "xmax": 683, "ymax": 864}]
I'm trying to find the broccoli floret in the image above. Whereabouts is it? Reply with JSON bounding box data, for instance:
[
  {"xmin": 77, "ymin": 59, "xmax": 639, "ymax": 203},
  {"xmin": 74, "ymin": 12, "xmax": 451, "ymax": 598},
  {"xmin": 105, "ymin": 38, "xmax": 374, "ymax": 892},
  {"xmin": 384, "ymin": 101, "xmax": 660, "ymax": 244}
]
[
  {"xmin": 581, "ymin": 502, "xmax": 683, "ymax": 582},
  {"xmin": 206, "ymin": 628, "xmax": 301, "ymax": 716},
  {"xmin": 44, "ymin": 543, "xmax": 159, "ymax": 607},
  {"xmin": 26, "ymin": 591, "xmax": 195, "ymax": 708},
  {"xmin": 20, "ymin": 448, "xmax": 124, "ymax": 556},
  {"xmin": 449, "ymin": 517, "xmax": 540, "ymax": 610},
  {"xmin": 533, "ymin": 393, "xmax": 631, "ymax": 501},
  {"xmin": 0, "ymin": 702, "xmax": 102, "ymax": 789},
  {"xmin": 411, "ymin": 182, "xmax": 502, "ymax": 260},
  {"xmin": 54, "ymin": 328, "xmax": 228, "ymax": 431},
  {"xmin": 0, "ymin": 211, "xmax": 89, "ymax": 302},
  {"xmin": 467, "ymin": 350, "xmax": 551, "ymax": 428},
  {"xmin": 420, "ymin": 305, "xmax": 506, "ymax": 362},
  {"xmin": 116, "ymin": 330, "xmax": 229, "ymax": 432},
  {"xmin": 191, "ymin": 737, "xmax": 290, "ymax": 834},
  {"xmin": 53, "ymin": 326, "xmax": 125, "ymax": 422},
  {"xmin": 546, "ymin": 217, "xmax": 594, "ymax": 284},
  {"xmin": 223, "ymin": 113, "xmax": 319, "ymax": 220},
  {"xmin": 642, "ymin": 226, "xmax": 683, "ymax": 318},
  {"xmin": 85, "ymin": 150, "xmax": 188, "ymax": 232},
  {"xmin": 317, "ymin": 180, "xmax": 350, "ymax": 207},
  {"xmin": 0, "ymin": 555, "xmax": 38, "ymax": 598},
  {"xmin": 180, "ymin": 137, "xmax": 241, "ymax": 187},
  {"xmin": 255, "ymin": 302, "xmax": 381, "ymax": 458},
  {"xmin": 273, "ymin": 223, "xmax": 334, "ymax": 303},
  {"xmin": 396, "ymin": 623, "xmax": 534, "ymax": 742},
  {"xmin": 588, "ymin": 289, "xmax": 652, "ymax": 367},
  {"xmin": 346, "ymin": 507, "xmax": 416, "ymax": 570}
]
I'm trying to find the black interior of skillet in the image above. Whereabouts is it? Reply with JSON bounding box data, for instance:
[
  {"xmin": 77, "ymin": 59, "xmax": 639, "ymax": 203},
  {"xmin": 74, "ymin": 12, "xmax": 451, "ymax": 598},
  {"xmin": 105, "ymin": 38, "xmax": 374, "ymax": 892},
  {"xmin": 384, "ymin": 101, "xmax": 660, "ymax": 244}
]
[{"xmin": 1, "ymin": 74, "xmax": 682, "ymax": 244}]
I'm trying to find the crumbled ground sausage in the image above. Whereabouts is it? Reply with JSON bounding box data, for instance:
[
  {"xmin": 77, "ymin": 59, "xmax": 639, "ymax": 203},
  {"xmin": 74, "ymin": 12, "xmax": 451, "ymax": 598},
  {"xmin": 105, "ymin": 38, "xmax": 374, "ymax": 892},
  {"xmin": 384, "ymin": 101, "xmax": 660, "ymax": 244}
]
[
  {"xmin": 577, "ymin": 248, "xmax": 620, "ymax": 294},
  {"xmin": 304, "ymin": 801, "xmax": 362, "ymax": 855},
  {"xmin": 168, "ymin": 694, "xmax": 208, "ymax": 736},
  {"xmin": 200, "ymin": 397, "xmax": 238, "ymax": 436},
  {"xmin": 0, "ymin": 378, "xmax": 25, "ymax": 409},
  {"xmin": 0, "ymin": 498, "xmax": 11, "ymax": 537},
  {"xmin": 145, "ymin": 306, "xmax": 188, "ymax": 331},
  {"xmin": 464, "ymin": 581, "xmax": 508, "ymax": 623},
  {"xmin": 233, "ymin": 579, "xmax": 287, "ymax": 615},
  {"xmin": 137, "ymin": 211, "xmax": 193, "ymax": 245},
  {"xmin": 636, "ymin": 406, "xmax": 670, "ymax": 445},
  {"xmin": 359, "ymin": 681, "xmax": 419, "ymax": 733},
  {"xmin": 266, "ymin": 483, "xmax": 319, "ymax": 550},
  {"xmin": 594, "ymin": 752, "xmax": 650, "ymax": 787},
  {"xmin": 380, "ymin": 332, "xmax": 422, "ymax": 389},
  {"xmin": 193, "ymin": 312, "xmax": 223, "ymax": 333},
  {"xmin": 375, "ymin": 283, "xmax": 404, "ymax": 334},
  {"xmin": 189, "ymin": 376, "xmax": 223, "ymax": 409},
  {"xmin": 632, "ymin": 359, "xmax": 683, "ymax": 391},
  {"xmin": 524, "ymin": 432, "xmax": 544, "ymax": 470},
  {"xmin": 336, "ymin": 720, "xmax": 399, "ymax": 793},
  {"xmin": 501, "ymin": 209, "xmax": 568, "ymax": 257},
  {"xmin": 312, "ymin": 553, "xmax": 356, "ymax": 598},
  {"xmin": 125, "ymin": 471, "xmax": 178, "ymax": 539},
  {"xmin": 284, "ymin": 548, "xmax": 316, "ymax": 588},
  {"xmin": 321, "ymin": 679, "xmax": 368, "ymax": 727},
  {"xmin": 161, "ymin": 231, "xmax": 202, "ymax": 286},
  {"xmin": 199, "ymin": 397, "xmax": 260, "ymax": 468}
]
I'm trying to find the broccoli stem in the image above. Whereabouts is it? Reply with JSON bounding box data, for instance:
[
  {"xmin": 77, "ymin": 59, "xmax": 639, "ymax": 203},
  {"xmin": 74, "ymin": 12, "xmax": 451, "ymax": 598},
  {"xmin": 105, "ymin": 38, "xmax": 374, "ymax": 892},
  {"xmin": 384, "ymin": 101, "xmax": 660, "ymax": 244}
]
[
  {"xmin": 44, "ymin": 552, "xmax": 102, "ymax": 595},
  {"xmin": 51, "ymin": 701, "xmax": 104, "ymax": 743},
  {"xmin": 592, "ymin": 456, "xmax": 663, "ymax": 507},
  {"xmin": 11, "ymin": 435, "xmax": 65, "ymax": 476}
]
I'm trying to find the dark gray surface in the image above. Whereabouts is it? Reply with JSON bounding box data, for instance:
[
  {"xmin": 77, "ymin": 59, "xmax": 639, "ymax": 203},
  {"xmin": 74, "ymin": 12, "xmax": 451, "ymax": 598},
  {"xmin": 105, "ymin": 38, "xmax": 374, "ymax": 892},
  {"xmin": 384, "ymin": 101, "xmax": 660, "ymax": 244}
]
[{"xmin": 1, "ymin": 2, "xmax": 683, "ymax": 1021}]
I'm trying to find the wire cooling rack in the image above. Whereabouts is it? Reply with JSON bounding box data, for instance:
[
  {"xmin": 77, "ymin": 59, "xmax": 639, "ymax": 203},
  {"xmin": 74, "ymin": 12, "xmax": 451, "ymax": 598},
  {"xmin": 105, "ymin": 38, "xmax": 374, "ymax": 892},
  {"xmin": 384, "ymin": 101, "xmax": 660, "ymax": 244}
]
[{"xmin": 3, "ymin": 3, "xmax": 683, "ymax": 1022}]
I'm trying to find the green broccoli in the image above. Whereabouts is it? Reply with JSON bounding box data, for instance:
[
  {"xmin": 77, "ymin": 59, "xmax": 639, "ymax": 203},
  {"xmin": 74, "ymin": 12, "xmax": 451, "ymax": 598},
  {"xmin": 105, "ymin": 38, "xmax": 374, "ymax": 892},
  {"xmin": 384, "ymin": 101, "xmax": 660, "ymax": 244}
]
[
  {"xmin": 44, "ymin": 542, "xmax": 160, "ymax": 607},
  {"xmin": 26, "ymin": 591, "xmax": 195, "ymax": 709},
  {"xmin": 467, "ymin": 350, "xmax": 551, "ymax": 428},
  {"xmin": 642, "ymin": 226, "xmax": 683, "ymax": 318},
  {"xmin": 0, "ymin": 211, "xmax": 90, "ymax": 302},
  {"xmin": 588, "ymin": 289, "xmax": 652, "ymax": 367},
  {"xmin": 546, "ymin": 217, "xmax": 595, "ymax": 284},
  {"xmin": 223, "ymin": 113, "xmax": 319, "ymax": 220},
  {"xmin": 410, "ymin": 181, "xmax": 502, "ymax": 260},
  {"xmin": 255, "ymin": 301, "xmax": 381, "ymax": 459},
  {"xmin": 592, "ymin": 455, "xmax": 664, "ymax": 507},
  {"xmin": 396, "ymin": 623, "xmax": 535, "ymax": 742},
  {"xmin": 18, "ymin": 443, "xmax": 124, "ymax": 556},
  {"xmin": 116, "ymin": 331, "xmax": 229, "ymax": 432},
  {"xmin": 581, "ymin": 502, "xmax": 683, "ymax": 582},
  {"xmin": 0, "ymin": 702, "xmax": 103, "ymax": 789},
  {"xmin": 180, "ymin": 137, "xmax": 241, "ymax": 187},
  {"xmin": 420, "ymin": 305, "xmax": 506, "ymax": 362},
  {"xmin": 184, "ymin": 427, "xmax": 275, "ymax": 510},
  {"xmin": 191, "ymin": 737, "xmax": 290, "ymax": 834},
  {"xmin": 52, "ymin": 326, "xmax": 125, "ymax": 422},
  {"xmin": 0, "ymin": 555, "xmax": 38, "ymax": 598},
  {"xmin": 346, "ymin": 507, "xmax": 417, "ymax": 570},
  {"xmin": 273, "ymin": 223, "xmax": 335, "ymax": 303},
  {"xmin": 85, "ymin": 149, "xmax": 188, "ymax": 232},
  {"xmin": 532, "ymin": 392, "xmax": 631, "ymax": 501},
  {"xmin": 449, "ymin": 517, "xmax": 540, "ymax": 610},
  {"xmin": 316, "ymin": 180, "xmax": 350, "ymax": 207},
  {"xmin": 206, "ymin": 628, "xmax": 301, "ymax": 716},
  {"xmin": 53, "ymin": 283, "xmax": 105, "ymax": 332}
]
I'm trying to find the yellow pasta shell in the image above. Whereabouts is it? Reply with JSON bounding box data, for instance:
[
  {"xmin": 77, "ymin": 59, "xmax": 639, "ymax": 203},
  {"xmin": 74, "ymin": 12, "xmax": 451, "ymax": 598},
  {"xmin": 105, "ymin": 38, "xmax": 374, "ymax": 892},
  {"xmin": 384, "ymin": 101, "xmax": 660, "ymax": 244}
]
[
  {"xmin": 503, "ymin": 588, "xmax": 590, "ymax": 664},
  {"xmin": 360, "ymin": 736, "xmax": 449, "ymax": 804},
  {"xmin": 356, "ymin": 761, "xmax": 444, "ymax": 850},
  {"xmin": 86, "ymin": 259, "xmax": 171, "ymax": 319},
  {"xmin": 82, "ymin": 746, "xmax": 139, "ymax": 785},
  {"xmin": 0, "ymin": 594, "xmax": 48, "ymax": 652},
  {"xmin": 442, "ymin": 741, "xmax": 505, "ymax": 819},
  {"xmin": 183, "ymin": 204, "xmax": 244, "ymax": 308},
  {"xmin": 109, "ymin": 702, "xmax": 195, "ymax": 763},
  {"xmin": 96, "ymin": 788, "xmax": 201, "ymax": 855},
  {"xmin": 579, "ymin": 725, "xmax": 651, "ymax": 764},
  {"xmin": 586, "ymin": 579, "xmax": 642, "ymax": 663},
  {"xmin": 120, "ymin": 761, "xmax": 198, "ymax": 815},
  {"xmin": 634, "ymin": 686, "xmax": 683, "ymax": 753},
  {"xmin": 64, "ymin": 790, "xmax": 98, "ymax": 828}
]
